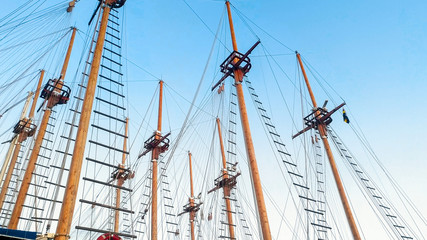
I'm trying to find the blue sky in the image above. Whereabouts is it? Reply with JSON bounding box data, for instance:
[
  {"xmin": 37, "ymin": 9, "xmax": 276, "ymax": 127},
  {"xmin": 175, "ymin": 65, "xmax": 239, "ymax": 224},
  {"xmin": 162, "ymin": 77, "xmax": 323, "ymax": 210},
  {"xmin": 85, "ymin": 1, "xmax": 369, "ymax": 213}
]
[{"xmin": 1, "ymin": 0, "xmax": 426, "ymax": 238}]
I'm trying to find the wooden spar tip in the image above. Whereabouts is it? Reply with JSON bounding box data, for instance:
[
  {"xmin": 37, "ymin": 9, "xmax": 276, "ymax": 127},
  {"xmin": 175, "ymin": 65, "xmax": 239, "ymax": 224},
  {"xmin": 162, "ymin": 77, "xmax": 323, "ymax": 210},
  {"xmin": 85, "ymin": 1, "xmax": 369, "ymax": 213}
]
[
  {"xmin": 67, "ymin": 0, "xmax": 76, "ymax": 13},
  {"xmin": 65, "ymin": 27, "xmax": 78, "ymax": 40}
]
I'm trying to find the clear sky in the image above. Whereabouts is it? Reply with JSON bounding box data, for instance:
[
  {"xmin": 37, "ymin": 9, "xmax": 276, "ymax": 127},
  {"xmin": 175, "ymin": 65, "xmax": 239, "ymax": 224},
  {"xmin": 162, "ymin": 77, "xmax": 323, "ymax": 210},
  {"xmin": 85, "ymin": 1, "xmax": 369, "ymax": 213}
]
[{"xmin": 1, "ymin": 0, "xmax": 426, "ymax": 239}]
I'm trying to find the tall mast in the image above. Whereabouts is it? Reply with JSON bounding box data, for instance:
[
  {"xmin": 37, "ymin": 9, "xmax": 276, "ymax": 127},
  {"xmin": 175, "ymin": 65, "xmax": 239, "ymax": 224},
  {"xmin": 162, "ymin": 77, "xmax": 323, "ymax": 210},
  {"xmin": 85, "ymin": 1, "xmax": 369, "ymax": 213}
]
[
  {"xmin": 0, "ymin": 138, "xmax": 17, "ymax": 190},
  {"xmin": 0, "ymin": 91, "xmax": 33, "ymax": 186},
  {"xmin": 55, "ymin": 2, "xmax": 116, "ymax": 238},
  {"xmin": 151, "ymin": 80, "xmax": 163, "ymax": 240},
  {"xmin": 216, "ymin": 118, "xmax": 236, "ymax": 239},
  {"xmin": 114, "ymin": 117, "xmax": 129, "ymax": 232},
  {"xmin": 8, "ymin": 28, "xmax": 76, "ymax": 229},
  {"xmin": 0, "ymin": 87, "xmax": 37, "ymax": 211},
  {"xmin": 296, "ymin": 52, "xmax": 361, "ymax": 240},
  {"xmin": 138, "ymin": 82, "xmax": 170, "ymax": 237},
  {"xmin": 178, "ymin": 152, "xmax": 202, "ymax": 240},
  {"xmin": 188, "ymin": 152, "xmax": 196, "ymax": 240},
  {"xmin": 224, "ymin": 2, "xmax": 272, "ymax": 239}
]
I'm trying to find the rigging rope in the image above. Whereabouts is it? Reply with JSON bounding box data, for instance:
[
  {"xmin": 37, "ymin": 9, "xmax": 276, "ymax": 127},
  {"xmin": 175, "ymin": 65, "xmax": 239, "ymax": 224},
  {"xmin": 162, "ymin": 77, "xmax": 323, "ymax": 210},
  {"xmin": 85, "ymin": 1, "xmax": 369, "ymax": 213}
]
[
  {"xmin": 229, "ymin": 2, "xmax": 294, "ymax": 53},
  {"xmin": 180, "ymin": 0, "xmax": 230, "ymax": 51}
]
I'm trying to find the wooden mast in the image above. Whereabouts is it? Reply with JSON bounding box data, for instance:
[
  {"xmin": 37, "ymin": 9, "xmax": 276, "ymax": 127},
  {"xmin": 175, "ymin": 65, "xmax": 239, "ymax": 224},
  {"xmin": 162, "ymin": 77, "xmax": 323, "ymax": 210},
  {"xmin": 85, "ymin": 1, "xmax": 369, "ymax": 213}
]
[
  {"xmin": 216, "ymin": 118, "xmax": 236, "ymax": 239},
  {"xmin": 28, "ymin": 71, "xmax": 45, "ymax": 120},
  {"xmin": 188, "ymin": 151, "xmax": 196, "ymax": 240},
  {"xmin": 55, "ymin": 2, "xmax": 113, "ymax": 238},
  {"xmin": 0, "ymin": 88, "xmax": 37, "ymax": 211},
  {"xmin": 296, "ymin": 52, "xmax": 361, "ymax": 240},
  {"xmin": 1, "ymin": 68, "xmax": 45, "ymax": 185},
  {"xmin": 151, "ymin": 80, "xmax": 163, "ymax": 240},
  {"xmin": 0, "ymin": 137, "xmax": 17, "ymax": 190},
  {"xmin": 224, "ymin": 2, "xmax": 272, "ymax": 239},
  {"xmin": 178, "ymin": 151, "xmax": 201, "ymax": 239},
  {"xmin": 0, "ymin": 132, "xmax": 21, "ymax": 189},
  {"xmin": 8, "ymin": 28, "xmax": 76, "ymax": 229},
  {"xmin": 114, "ymin": 118, "xmax": 129, "ymax": 232}
]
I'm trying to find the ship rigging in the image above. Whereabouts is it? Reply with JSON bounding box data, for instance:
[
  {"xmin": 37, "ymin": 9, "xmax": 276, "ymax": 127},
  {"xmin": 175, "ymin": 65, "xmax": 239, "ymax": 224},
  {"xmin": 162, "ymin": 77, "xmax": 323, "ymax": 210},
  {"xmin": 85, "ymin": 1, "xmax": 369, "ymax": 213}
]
[{"xmin": 0, "ymin": 0, "xmax": 425, "ymax": 239}]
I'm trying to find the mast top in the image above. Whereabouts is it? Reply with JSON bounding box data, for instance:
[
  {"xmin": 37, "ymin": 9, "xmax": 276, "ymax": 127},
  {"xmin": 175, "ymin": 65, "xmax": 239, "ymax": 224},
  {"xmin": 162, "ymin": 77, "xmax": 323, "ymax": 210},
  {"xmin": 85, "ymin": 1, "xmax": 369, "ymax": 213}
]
[
  {"xmin": 296, "ymin": 52, "xmax": 318, "ymax": 108},
  {"xmin": 67, "ymin": 0, "xmax": 76, "ymax": 12},
  {"xmin": 225, "ymin": 1, "xmax": 238, "ymax": 52},
  {"xmin": 106, "ymin": 0, "xmax": 127, "ymax": 9}
]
